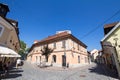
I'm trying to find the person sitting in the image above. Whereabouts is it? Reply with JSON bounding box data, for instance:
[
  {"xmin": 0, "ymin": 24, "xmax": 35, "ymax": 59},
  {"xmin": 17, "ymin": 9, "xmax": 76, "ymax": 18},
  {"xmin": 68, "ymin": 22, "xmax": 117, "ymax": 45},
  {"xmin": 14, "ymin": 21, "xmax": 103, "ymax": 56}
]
[{"xmin": 0, "ymin": 61, "xmax": 4, "ymax": 77}]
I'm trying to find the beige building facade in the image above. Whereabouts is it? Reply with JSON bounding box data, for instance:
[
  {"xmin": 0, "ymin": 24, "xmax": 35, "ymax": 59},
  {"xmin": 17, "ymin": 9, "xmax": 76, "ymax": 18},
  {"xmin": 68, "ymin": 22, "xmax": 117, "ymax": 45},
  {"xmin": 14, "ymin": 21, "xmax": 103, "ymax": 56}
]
[
  {"xmin": 0, "ymin": 3, "xmax": 20, "ymax": 64},
  {"xmin": 27, "ymin": 31, "xmax": 88, "ymax": 67},
  {"xmin": 90, "ymin": 49, "xmax": 99, "ymax": 62},
  {"xmin": 0, "ymin": 17, "xmax": 20, "ymax": 52}
]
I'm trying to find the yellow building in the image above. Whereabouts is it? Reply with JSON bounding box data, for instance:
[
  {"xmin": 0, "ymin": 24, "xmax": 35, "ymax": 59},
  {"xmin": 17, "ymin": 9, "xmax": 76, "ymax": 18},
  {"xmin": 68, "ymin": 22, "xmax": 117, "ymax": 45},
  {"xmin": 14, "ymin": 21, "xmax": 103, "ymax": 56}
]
[
  {"xmin": 0, "ymin": 3, "xmax": 20, "ymax": 63},
  {"xmin": 27, "ymin": 31, "xmax": 88, "ymax": 68},
  {"xmin": 101, "ymin": 22, "xmax": 120, "ymax": 78}
]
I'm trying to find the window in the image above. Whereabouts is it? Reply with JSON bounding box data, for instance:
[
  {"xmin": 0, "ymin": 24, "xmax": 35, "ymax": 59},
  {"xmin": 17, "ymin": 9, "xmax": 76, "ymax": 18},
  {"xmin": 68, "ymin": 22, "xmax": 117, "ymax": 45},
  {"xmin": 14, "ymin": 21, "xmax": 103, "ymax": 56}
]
[
  {"xmin": 39, "ymin": 56, "xmax": 41, "ymax": 62},
  {"xmin": 62, "ymin": 40, "xmax": 66, "ymax": 48},
  {"xmin": 36, "ymin": 50, "xmax": 38, "ymax": 52},
  {"xmin": 0, "ymin": 27, "xmax": 2, "ymax": 34},
  {"xmin": 31, "ymin": 56, "xmax": 32, "ymax": 61},
  {"xmin": 73, "ymin": 41, "xmax": 75, "ymax": 49},
  {"xmin": 54, "ymin": 42, "xmax": 56, "ymax": 49},
  {"xmin": 52, "ymin": 55, "xmax": 56, "ymax": 63},
  {"xmin": 78, "ymin": 56, "xmax": 80, "ymax": 63},
  {"xmin": 77, "ymin": 44, "xmax": 79, "ymax": 50},
  {"xmin": 33, "ymin": 50, "xmax": 35, "ymax": 52},
  {"xmin": 36, "ymin": 56, "xmax": 38, "ymax": 63},
  {"xmin": 10, "ymin": 40, "xmax": 12, "ymax": 43},
  {"xmin": 85, "ymin": 57, "xmax": 88, "ymax": 63},
  {"xmin": 0, "ymin": 25, "xmax": 4, "ymax": 37}
]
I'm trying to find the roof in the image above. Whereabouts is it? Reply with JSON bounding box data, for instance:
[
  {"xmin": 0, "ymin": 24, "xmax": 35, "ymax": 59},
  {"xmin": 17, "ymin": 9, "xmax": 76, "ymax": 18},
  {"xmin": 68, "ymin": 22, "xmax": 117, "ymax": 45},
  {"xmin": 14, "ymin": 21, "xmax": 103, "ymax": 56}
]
[
  {"xmin": 29, "ymin": 32, "xmax": 87, "ymax": 52},
  {"xmin": 104, "ymin": 22, "xmax": 119, "ymax": 28},
  {"xmin": 90, "ymin": 49, "xmax": 98, "ymax": 54},
  {"xmin": 101, "ymin": 22, "xmax": 120, "ymax": 42}
]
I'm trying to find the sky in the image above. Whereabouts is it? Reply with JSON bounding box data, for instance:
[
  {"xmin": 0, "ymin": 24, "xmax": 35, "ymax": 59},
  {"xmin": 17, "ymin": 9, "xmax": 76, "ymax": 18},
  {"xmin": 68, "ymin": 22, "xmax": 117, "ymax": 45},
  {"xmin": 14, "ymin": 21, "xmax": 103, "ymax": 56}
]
[{"xmin": 1, "ymin": 0, "xmax": 120, "ymax": 51}]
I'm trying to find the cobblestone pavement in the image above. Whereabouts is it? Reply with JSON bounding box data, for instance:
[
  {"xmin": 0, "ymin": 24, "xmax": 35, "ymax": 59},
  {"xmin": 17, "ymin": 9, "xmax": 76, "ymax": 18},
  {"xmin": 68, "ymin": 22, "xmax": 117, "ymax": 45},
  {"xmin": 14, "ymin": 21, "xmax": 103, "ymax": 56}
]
[{"xmin": 1, "ymin": 61, "xmax": 119, "ymax": 80}]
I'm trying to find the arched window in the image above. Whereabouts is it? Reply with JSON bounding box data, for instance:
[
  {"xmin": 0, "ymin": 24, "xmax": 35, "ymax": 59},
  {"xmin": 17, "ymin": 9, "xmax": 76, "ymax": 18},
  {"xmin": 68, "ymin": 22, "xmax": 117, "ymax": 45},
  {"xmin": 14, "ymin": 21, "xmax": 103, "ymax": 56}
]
[{"xmin": 52, "ymin": 55, "xmax": 56, "ymax": 63}]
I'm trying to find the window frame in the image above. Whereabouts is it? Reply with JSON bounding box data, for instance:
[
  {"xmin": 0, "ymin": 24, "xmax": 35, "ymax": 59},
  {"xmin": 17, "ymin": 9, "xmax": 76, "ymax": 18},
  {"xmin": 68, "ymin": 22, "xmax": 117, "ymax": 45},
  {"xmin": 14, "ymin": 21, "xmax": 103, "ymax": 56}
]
[
  {"xmin": 62, "ymin": 40, "xmax": 66, "ymax": 48},
  {"xmin": 52, "ymin": 55, "xmax": 56, "ymax": 63},
  {"xmin": 78, "ymin": 56, "xmax": 80, "ymax": 63},
  {"xmin": 0, "ymin": 24, "xmax": 4, "ymax": 37}
]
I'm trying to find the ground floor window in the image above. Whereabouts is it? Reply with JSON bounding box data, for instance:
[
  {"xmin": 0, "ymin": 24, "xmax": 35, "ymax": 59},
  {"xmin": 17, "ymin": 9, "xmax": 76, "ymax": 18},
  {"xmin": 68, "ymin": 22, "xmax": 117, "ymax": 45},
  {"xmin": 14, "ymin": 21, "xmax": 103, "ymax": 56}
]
[
  {"xmin": 39, "ymin": 56, "xmax": 41, "ymax": 62},
  {"xmin": 78, "ymin": 56, "xmax": 80, "ymax": 63},
  {"xmin": 31, "ymin": 56, "xmax": 32, "ymax": 61}
]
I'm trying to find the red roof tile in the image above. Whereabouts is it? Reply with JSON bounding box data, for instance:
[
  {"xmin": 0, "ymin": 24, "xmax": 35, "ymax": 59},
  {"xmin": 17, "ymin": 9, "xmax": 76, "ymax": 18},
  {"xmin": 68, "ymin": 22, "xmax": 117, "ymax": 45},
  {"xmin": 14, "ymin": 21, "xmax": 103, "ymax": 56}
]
[
  {"xmin": 104, "ymin": 22, "xmax": 118, "ymax": 28},
  {"xmin": 28, "ymin": 32, "xmax": 87, "ymax": 53}
]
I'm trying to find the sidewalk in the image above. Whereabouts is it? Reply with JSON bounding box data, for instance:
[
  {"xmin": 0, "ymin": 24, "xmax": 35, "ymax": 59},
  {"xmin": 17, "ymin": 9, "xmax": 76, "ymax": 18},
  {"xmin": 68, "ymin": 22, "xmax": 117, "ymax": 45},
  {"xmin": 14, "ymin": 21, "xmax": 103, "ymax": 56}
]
[{"xmin": 35, "ymin": 63, "xmax": 91, "ymax": 71}]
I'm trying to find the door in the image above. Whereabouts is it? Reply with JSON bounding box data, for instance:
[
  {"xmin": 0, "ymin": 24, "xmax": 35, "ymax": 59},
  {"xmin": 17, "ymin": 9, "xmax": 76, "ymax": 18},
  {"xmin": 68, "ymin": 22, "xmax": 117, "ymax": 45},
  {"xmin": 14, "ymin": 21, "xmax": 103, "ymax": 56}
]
[{"xmin": 62, "ymin": 55, "xmax": 66, "ymax": 67}]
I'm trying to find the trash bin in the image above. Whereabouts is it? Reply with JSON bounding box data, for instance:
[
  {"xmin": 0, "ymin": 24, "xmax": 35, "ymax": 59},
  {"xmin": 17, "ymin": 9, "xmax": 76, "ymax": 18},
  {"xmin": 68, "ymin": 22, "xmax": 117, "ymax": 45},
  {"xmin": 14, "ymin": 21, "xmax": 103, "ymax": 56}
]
[{"xmin": 67, "ymin": 63, "xmax": 69, "ymax": 68}]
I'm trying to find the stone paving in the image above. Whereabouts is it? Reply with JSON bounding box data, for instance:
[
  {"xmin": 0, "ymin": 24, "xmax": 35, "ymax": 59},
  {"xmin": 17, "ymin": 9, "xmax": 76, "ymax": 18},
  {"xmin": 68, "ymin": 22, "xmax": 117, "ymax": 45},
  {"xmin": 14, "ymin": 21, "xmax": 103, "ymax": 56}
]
[{"xmin": 1, "ymin": 61, "xmax": 119, "ymax": 80}]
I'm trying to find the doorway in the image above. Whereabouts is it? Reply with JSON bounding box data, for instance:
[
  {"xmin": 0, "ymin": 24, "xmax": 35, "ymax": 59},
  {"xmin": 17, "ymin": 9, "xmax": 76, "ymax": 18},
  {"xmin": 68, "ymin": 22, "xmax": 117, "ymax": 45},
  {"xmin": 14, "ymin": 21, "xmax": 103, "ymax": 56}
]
[{"xmin": 62, "ymin": 55, "xmax": 66, "ymax": 67}]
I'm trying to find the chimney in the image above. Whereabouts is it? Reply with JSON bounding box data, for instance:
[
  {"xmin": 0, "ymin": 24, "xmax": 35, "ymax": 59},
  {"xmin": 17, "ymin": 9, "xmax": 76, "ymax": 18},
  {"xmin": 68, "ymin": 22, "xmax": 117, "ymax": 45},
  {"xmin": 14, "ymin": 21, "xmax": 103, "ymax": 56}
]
[
  {"xmin": 0, "ymin": 3, "xmax": 9, "ymax": 17},
  {"xmin": 34, "ymin": 40, "xmax": 39, "ymax": 44}
]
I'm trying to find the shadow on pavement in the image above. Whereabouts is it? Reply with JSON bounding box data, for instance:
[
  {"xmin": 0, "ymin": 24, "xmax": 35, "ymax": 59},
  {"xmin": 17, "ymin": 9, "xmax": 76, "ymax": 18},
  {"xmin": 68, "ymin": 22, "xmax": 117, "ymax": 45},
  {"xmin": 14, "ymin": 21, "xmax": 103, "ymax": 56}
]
[
  {"xmin": 1, "ymin": 67, "xmax": 23, "ymax": 79},
  {"xmin": 9, "ymin": 69, "xmax": 23, "ymax": 73},
  {"xmin": 88, "ymin": 63, "xmax": 118, "ymax": 79},
  {"xmin": 4, "ymin": 73, "xmax": 22, "ymax": 79}
]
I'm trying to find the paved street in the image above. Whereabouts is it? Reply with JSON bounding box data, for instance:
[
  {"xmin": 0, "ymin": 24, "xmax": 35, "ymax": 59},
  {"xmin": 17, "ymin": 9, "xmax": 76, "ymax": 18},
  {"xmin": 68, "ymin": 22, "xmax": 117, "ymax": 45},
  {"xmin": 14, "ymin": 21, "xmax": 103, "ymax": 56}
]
[{"xmin": 1, "ymin": 61, "xmax": 119, "ymax": 80}]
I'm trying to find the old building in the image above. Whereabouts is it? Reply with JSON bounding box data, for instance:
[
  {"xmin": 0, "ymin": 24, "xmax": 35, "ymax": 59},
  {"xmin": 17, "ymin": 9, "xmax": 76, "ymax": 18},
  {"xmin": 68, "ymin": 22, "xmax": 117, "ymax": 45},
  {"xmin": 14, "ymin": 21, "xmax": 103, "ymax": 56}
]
[
  {"xmin": 90, "ymin": 49, "xmax": 99, "ymax": 62},
  {"xmin": 101, "ymin": 22, "xmax": 120, "ymax": 78},
  {"xmin": 0, "ymin": 3, "xmax": 20, "ymax": 63},
  {"xmin": 27, "ymin": 31, "xmax": 88, "ymax": 68}
]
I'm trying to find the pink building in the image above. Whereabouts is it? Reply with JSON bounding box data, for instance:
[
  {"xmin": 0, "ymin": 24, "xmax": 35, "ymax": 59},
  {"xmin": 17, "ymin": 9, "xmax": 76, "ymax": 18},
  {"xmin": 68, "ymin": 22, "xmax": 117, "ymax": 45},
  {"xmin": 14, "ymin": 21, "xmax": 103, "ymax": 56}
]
[{"xmin": 27, "ymin": 31, "xmax": 88, "ymax": 67}]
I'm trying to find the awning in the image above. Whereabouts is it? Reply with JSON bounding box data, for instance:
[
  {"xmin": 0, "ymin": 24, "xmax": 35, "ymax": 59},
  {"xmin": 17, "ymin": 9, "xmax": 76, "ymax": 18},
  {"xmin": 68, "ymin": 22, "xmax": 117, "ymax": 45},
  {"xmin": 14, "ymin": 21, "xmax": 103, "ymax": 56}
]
[
  {"xmin": 1, "ymin": 54, "xmax": 21, "ymax": 57},
  {"xmin": 0, "ymin": 46, "xmax": 21, "ymax": 57}
]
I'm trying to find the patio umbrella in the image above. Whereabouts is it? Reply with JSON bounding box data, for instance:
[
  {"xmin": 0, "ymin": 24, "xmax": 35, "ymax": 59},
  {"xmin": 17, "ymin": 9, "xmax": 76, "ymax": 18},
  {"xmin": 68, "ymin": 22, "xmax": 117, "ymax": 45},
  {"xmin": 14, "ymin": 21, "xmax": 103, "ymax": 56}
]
[{"xmin": 0, "ymin": 46, "xmax": 21, "ymax": 57}]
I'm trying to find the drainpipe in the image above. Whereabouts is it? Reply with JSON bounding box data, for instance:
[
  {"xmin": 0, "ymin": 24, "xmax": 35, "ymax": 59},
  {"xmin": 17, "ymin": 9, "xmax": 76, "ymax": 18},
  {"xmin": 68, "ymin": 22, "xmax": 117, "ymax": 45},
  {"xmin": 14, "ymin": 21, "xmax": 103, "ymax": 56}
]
[{"xmin": 113, "ymin": 46, "xmax": 120, "ymax": 79}]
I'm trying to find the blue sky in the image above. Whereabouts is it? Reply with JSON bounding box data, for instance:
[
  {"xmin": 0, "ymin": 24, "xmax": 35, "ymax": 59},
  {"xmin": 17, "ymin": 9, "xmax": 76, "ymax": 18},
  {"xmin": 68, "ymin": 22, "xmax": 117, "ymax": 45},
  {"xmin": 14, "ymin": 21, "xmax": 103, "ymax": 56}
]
[{"xmin": 1, "ymin": 0, "xmax": 120, "ymax": 50}]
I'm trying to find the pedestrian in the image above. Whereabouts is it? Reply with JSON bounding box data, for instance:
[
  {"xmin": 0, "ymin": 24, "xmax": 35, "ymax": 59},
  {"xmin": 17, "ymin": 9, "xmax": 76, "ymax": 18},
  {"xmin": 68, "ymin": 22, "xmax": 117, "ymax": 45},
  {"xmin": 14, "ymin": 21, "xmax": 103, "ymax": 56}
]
[
  {"xmin": 0, "ymin": 61, "xmax": 5, "ymax": 77},
  {"xmin": 16, "ymin": 58, "xmax": 21, "ymax": 69}
]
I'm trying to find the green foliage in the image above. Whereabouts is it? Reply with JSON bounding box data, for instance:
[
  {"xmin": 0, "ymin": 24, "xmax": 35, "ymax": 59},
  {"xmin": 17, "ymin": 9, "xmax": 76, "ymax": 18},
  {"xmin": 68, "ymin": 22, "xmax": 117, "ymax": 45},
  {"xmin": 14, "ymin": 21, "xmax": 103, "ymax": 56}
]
[
  {"xmin": 20, "ymin": 41, "xmax": 26, "ymax": 51},
  {"xmin": 18, "ymin": 40, "xmax": 27, "ymax": 59},
  {"xmin": 19, "ymin": 41, "xmax": 26, "ymax": 54},
  {"xmin": 25, "ymin": 48, "xmax": 30, "ymax": 53},
  {"xmin": 41, "ymin": 44, "xmax": 53, "ymax": 62}
]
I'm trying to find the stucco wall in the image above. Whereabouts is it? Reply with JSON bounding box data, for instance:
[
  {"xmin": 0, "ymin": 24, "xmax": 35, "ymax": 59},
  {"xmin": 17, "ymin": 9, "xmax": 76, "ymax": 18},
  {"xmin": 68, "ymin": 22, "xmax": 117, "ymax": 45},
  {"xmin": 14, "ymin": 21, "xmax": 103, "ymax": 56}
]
[
  {"xmin": 27, "ymin": 37, "xmax": 88, "ymax": 67},
  {"xmin": 0, "ymin": 16, "xmax": 20, "ymax": 52}
]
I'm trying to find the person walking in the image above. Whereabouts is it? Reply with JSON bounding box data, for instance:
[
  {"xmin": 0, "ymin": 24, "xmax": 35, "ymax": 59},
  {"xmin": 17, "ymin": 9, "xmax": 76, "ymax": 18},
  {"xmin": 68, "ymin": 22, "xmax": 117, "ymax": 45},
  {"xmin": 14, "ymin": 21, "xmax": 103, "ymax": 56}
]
[{"xmin": 16, "ymin": 58, "xmax": 21, "ymax": 69}]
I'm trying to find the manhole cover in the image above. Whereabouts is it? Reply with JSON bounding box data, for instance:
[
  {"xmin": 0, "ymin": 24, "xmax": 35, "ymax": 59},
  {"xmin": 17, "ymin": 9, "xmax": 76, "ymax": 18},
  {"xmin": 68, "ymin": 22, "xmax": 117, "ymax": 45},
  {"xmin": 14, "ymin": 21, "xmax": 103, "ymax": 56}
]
[{"xmin": 80, "ymin": 75, "xmax": 86, "ymax": 77}]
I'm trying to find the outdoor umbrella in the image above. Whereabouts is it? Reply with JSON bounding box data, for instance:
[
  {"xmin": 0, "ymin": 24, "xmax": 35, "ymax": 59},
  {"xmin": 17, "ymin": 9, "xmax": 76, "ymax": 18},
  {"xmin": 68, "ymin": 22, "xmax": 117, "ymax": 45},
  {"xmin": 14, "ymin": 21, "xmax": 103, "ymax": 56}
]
[{"xmin": 0, "ymin": 46, "xmax": 21, "ymax": 57}]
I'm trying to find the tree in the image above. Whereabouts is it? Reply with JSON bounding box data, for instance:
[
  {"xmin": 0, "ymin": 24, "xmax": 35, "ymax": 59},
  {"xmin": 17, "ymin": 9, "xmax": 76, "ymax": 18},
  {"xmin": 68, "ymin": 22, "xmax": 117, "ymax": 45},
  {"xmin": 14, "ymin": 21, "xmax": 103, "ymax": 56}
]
[
  {"xmin": 18, "ymin": 40, "xmax": 28, "ymax": 60},
  {"xmin": 41, "ymin": 44, "xmax": 53, "ymax": 62}
]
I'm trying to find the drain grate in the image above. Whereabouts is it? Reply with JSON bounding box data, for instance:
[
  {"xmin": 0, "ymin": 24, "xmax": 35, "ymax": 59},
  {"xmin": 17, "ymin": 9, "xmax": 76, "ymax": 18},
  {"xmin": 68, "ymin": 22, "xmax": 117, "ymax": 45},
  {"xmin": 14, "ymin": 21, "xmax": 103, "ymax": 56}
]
[{"xmin": 80, "ymin": 75, "xmax": 86, "ymax": 77}]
